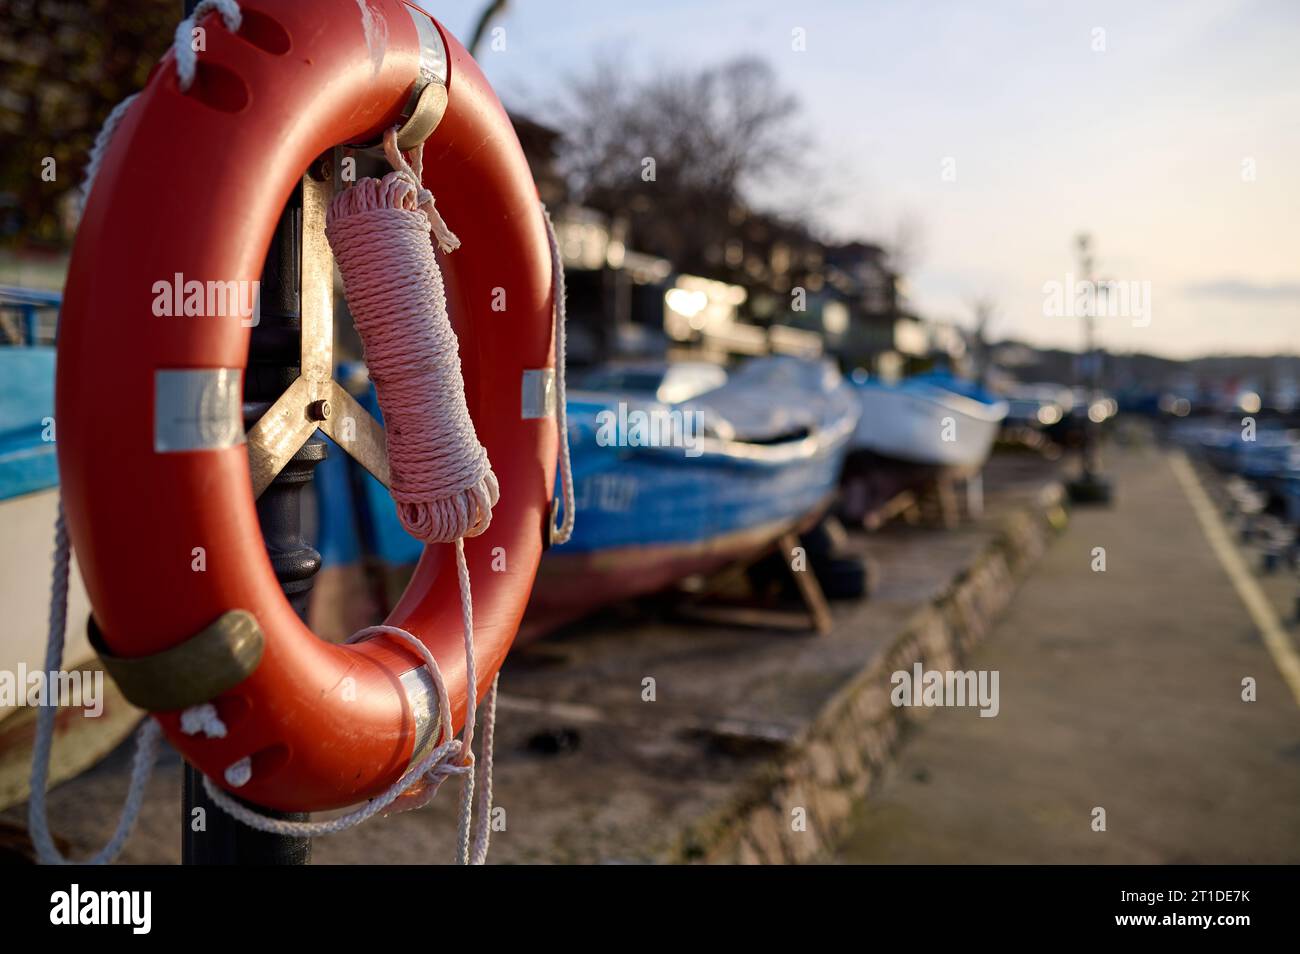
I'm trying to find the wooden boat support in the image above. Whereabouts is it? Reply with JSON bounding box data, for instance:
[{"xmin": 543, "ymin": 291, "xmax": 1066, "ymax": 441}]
[
  {"xmin": 842, "ymin": 454, "xmax": 988, "ymax": 532},
  {"xmin": 673, "ymin": 530, "xmax": 835, "ymax": 636}
]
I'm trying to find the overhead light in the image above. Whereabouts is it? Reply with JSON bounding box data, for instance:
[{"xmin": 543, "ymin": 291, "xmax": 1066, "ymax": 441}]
[{"xmin": 665, "ymin": 287, "xmax": 708, "ymax": 319}]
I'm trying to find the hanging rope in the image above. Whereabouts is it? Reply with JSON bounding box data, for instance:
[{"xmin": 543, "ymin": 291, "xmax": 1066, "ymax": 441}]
[
  {"xmin": 80, "ymin": 0, "xmax": 241, "ymax": 214},
  {"xmin": 195, "ymin": 627, "xmax": 497, "ymax": 864},
  {"xmin": 541, "ymin": 205, "xmax": 575, "ymax": 545},
  {"xmin": 27, "ymin": 505, "xmax": 163, "ymax": 865}
]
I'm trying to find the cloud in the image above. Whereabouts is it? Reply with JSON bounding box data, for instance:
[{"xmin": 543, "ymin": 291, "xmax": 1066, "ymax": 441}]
[{"xmin": 1182, "ymin": 279, "xmax": 1300, "ymax": 302}]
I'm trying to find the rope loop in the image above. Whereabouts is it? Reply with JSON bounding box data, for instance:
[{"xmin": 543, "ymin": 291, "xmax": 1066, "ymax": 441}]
[
  {"xmin": 382, "ymin": 127, "xmax": 461, "ymax": 254},
  {"xmin": 173, "ymin": 0, "xmax": 242, "ymax": 91}
]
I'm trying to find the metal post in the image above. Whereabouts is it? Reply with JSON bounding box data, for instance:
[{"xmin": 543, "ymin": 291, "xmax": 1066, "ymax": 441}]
[{"xmin": 1068, "ymin": 234, "xmax": 1113, "ymax": 504}]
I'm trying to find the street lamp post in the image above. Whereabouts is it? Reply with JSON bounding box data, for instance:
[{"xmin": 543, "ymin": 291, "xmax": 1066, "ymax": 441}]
[{"xmin": 1068, "ymin": 234, "xmax": 1114, "ymax": 504}]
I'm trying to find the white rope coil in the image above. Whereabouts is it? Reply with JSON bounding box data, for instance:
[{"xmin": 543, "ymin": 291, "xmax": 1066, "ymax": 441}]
[{"xmin": 325, "ymin": 129, "xmax": 499, "ymax": 547}]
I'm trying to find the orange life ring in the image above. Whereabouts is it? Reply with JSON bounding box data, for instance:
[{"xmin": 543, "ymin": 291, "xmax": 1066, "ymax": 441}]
[{"xmin": 56, "ymin": 0, "xmax": 558, "ymax": 811}]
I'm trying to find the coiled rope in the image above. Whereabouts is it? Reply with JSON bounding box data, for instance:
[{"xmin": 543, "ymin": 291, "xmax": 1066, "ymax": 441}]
[
  {"xmin": 328, "ymin": 129, "xmax": 498, "ymax": 545},
  {"xmin": 29, "ymin": 0, "xmax": 574, "ymax": 865}
]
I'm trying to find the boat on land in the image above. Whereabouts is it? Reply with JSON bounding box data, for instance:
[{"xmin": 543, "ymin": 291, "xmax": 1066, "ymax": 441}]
[
  {"xmin": 522, "ymin": 355, "xmax": 861, "ymax": 636},
  {"xmin": 0, "ymin": 296, "xmax": 93, "ymax": 696},
  {"xmin": 850, "ymin": 371, "xmax": 1009, "ymax": 469},
  {"xmin": 0, "ymin": 288, "xmax": 139, "ymax": 811},
  {"xmin": 839, "ymin": 371, "xmax": 1009, "ymax": 528},
  {"xmin": 1003, "ymin": 383, "xmax": 1072, "ymax": 431}
]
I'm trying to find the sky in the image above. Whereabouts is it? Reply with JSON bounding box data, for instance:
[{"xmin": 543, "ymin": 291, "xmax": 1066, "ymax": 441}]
[{"xmin": 423, "ymin": 0, "xmax": 1300, "ymax": 359}]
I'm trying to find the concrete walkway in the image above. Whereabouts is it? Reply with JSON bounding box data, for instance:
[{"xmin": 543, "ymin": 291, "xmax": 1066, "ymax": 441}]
[{"xmin": 835, "ymin": 445, "xmax": 1300, "ymax": 863}]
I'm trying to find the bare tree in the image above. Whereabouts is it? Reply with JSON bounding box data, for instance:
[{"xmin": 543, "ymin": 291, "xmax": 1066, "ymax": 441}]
[
  {"xmin": 0, "ymin": 0, "xmax": 175, "ymax": 246},
  {"xmin": 550, "ymin": 56, "xmax": 804, "ymax": 272},
  {"xmin": 885, "ymin": 211, "xmax": 925, "ymax": 276},
  {"xmin": 468, "ymin": 0, "xmax": 510, "ymax": 57}
]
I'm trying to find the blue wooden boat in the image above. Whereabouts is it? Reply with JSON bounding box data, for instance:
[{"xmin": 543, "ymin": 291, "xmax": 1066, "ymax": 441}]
[{"xmin": 523, "ymin": 355, "xmax": 860, "ymax": 636}]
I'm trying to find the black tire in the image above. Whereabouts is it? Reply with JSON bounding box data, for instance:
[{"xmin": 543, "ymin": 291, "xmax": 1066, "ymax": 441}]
[{"xmin": 815, "ymin": 555, "xmax": 871, "ymax": 600}]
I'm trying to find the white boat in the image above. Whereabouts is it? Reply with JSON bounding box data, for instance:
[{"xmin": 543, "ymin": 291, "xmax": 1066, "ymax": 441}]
[
  {"xmin": 851, "ymin": 372, "xmax": 1009, "ymax": 469},
  {"xmin": 0, "ymin": 310, "xmax": 139, "ymax": 811}
]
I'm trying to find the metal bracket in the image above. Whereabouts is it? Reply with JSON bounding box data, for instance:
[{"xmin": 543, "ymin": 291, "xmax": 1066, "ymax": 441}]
[
  {"xmin": 244, "ymin": 11, "xmax": 451, "ymax": 492},
  {"xmin": 89, "ymin": 610, "xmax": 265, "ymax": 712},
  {"xmin": 244, "ymin": 164, "xmax": 392, "ymax": 497},
  {"xmin": 521, "ymin": 368, "xmax": 557, "ymax": 420},
  {"xmin": 396, "ymin": 81, "xmax": 448, "ymax": 151}
]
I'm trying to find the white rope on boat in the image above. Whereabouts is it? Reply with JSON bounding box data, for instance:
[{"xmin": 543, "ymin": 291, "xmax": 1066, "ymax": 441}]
[
  {"xmin": 542, "ymin": 204, "xmax": 575, "ymax": 545},
  {"xmin": 27, "ymin": 504, "xmax": 164, "ymax": 866}
]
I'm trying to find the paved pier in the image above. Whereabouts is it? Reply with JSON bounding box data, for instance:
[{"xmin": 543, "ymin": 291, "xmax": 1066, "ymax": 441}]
[{"xmin": 836, "ymin": 445, "xmax": 1300, "ymax": 863}]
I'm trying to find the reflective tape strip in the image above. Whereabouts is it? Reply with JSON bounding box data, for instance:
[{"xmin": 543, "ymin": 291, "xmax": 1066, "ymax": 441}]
[
  {"xmin": 405, "ymin": 5, "xmax": 449, "ymax": 90},
  {"xmin": 399, "ymin": 665, "xmax": 443, "ymax": 768},
  {"xmin": 155, "ymin": 368, "xmax": 245, "ymax": 452},
  {"xmin": 521, "ymin": 368, "xmax": 556, "ymax": 420}
]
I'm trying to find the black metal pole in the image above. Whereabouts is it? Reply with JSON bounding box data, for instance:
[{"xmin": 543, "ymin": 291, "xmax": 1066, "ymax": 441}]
[
  {"xmin": 182, "ymin": 181, "xmax": 321, "ymax": 865},
  {"xmin": 1068, "ymin": 235, "xmax": 1112, "ymax": 504}
]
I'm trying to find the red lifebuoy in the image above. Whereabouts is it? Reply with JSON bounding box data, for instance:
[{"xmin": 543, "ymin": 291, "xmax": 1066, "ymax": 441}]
[{"xmin": 56, "ymin": 1, "xmax": 557, "ymax": 811}]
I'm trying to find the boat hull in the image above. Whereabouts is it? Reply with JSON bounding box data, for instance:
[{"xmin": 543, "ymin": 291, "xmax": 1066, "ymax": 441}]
[
  {"xmin": 522, "ymin": 501, "xmax": 830, "ymax": 638},
  {"xmin": 853, "ymin": 383, "xmax": 1007, "ymax": 468},
  {"xmin": 522, "ymin": 411, "xmax": 853, "ymax": 637}
]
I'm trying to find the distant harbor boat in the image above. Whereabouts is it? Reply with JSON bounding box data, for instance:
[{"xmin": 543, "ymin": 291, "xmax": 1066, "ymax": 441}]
[
  {"xmin": 851, "ymin": 371, "xmax": 1009, "ymax": 469},
  {"xmin": 522, "ymin": 356, "xmax": 860, "ymax": 637}
]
